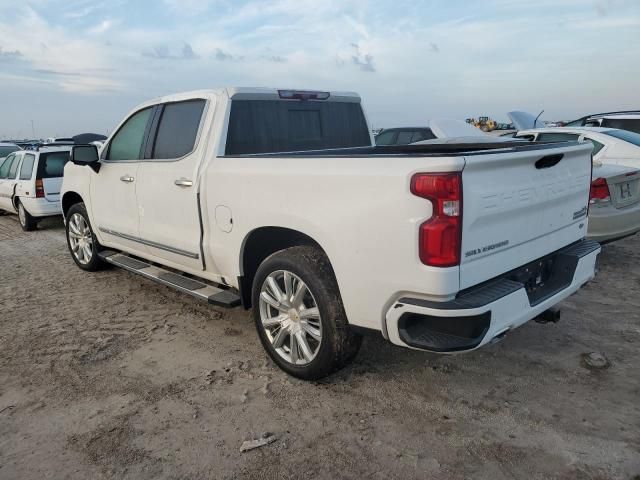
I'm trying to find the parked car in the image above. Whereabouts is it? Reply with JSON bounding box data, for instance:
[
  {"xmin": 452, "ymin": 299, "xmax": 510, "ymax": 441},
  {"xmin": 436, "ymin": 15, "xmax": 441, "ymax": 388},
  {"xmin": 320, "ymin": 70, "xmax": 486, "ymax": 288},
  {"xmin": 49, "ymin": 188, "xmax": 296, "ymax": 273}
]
[
  {"xmin": 61, "ymin": 88, "xmax": 599, "ymax": 380},
  {"xmin": 566, "ymin": 111, "xmax": 640, "ymax": 134},
  {"xmin": 509, "ymin": 113, "xmax": 640, "ymax": 243},
  {"xmin": 0, "ymin": 142, "xmax": 21, "ymax": 161},
  {"xmin": 375, "ymin": 127, "xmax": 436, "ymax": 145},
  {"xmin": 375, "ymin": 119, "xmax": 500, "ymax": 145},
  {"xmin": 0, "ymin": 146, "xmax": 70, "ymax": 230}
]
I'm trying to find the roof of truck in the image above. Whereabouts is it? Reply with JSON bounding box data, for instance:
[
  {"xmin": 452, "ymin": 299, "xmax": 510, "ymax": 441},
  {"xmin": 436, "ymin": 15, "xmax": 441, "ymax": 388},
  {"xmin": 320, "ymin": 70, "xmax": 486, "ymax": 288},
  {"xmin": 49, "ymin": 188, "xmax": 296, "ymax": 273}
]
[{"xmin": 143, "ymin": 88, "xmax": 362, "ymax": 106}]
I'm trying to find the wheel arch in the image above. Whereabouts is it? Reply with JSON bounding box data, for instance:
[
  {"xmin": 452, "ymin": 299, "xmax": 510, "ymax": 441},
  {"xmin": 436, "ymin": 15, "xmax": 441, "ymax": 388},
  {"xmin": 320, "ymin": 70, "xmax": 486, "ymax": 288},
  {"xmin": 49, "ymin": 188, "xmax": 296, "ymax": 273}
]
[
  {"xmin": 62, "ymin": 192, "xmax": 84, "ymax": 218},
  {"xmin": 238, "ymin": 226, "xmax": 334, "ymax": 309}
]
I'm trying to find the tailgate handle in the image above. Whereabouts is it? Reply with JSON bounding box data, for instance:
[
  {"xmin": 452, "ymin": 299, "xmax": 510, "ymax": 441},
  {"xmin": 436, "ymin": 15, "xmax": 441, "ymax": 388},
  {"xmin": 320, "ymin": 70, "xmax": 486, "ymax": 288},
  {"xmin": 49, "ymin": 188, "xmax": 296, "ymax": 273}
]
[{"xmin": 535, "ymin": 154, "xmax": 563, "ymax": 169}]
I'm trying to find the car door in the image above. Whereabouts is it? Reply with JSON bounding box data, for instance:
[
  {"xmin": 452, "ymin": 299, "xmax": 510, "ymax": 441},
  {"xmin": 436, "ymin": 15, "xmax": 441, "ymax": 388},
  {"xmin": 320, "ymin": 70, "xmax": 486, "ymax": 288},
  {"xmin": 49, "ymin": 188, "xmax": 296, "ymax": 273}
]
[
  {"xmin": 136, "ymin": 98, "xmax": 208, "ymax": 271},
  {"xmin": 90, "ymin": 106, "xmax": 154, "ymax": 254},
  {"xmin": 0, "ymin": 153, "xmax": 20, "ymax": 212},
  {"xmin": 14, "ymin": 152, "xmax": 36, "ymax": 198}
]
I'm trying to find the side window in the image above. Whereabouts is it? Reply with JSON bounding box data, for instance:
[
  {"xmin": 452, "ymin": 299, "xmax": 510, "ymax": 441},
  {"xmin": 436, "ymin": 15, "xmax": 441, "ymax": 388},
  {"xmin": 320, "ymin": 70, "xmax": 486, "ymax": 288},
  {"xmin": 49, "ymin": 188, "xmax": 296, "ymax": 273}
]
[
  {"xmin": 0, "ymin": 154, "xmax": 15, "ymax": 179},
  {"xmin": 375, "ymin": 131, "xmax": 396, "ymax": 146},
  {"xmin": 19, "ymin": 154, "xmax": 35, "ymax": 180},
  {"xmin": 582, "ymin": 137, "xmax": 605, "ymax": 156},
  {"xmin": 8, "ymin": 155, "xmax": 21, "ymax": 179},
  {"xmin": 107, "ymin": 107, "xmax": 153, "ymax": 161},
  {"xmin": 536, "ymin": 133, "xmax": 580, "ymax": 142},
  {"xmin": 151, "ymin": 100, "xmax": 206, "ymax": 159}
]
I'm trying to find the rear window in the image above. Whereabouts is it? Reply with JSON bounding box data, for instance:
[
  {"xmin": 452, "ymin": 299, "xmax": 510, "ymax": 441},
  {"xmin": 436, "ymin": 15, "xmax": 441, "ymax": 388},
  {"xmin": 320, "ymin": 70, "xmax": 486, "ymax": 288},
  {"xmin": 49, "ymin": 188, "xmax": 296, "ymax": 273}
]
[
  {"xmin": 19, "ymin": 154, "xmax": 35, "ymax": 180},
  {"xmin": 152, "ymin": 99, "xmax": 206, "ymax": 159},
  {"xmin": 225, "ymin": 100, "xmax": 371, "ymax": 155},
  {"xmin": 600, "ymin": 118, "xmax": 640, "ymax": 135},
  {"xmin": 0, "ymin": 145, "xmax": 20, "ymax": 157},
  {"xmin": 603, "ymin": 128, "xmax": 640, "ymax": 146},
  {"xmin": 375, "ymin": 130, "xmax": 396, "ymax": 146},
  {"xmin": 37, "ymin": 151, "xmax": 70, "ymax": 179}
]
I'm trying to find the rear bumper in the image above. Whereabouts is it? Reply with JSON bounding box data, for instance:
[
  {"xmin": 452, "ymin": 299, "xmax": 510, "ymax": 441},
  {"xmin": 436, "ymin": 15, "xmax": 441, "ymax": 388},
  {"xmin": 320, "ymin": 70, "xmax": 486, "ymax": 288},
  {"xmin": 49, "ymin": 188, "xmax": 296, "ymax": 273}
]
[
  {"xmin": 588, "ymin": 202, "xmax": 640, "ymax": 243},
  {"xmin": 385, "ymin": 239, "xmax": 600, "ymax": 352},
  {"xmin": 21, "ymin": 197, "xmax": 62, "ymax": 217}
]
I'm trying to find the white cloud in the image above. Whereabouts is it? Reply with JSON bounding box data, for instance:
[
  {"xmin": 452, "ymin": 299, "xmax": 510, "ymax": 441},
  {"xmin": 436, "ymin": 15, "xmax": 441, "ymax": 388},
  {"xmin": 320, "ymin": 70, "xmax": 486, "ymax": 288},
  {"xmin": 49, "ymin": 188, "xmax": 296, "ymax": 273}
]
[{"xmin": 87, "ymin": 19, "xmax": 113, "ymax": 34}]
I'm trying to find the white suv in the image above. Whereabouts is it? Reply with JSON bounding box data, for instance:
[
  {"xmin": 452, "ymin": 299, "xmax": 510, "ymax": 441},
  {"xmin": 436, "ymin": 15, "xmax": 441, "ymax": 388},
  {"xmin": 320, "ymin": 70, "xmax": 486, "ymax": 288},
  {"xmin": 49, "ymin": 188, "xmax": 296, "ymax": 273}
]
[{"xmin": 0, "ymin": 146, "xmax": 70, "ymax": 230}]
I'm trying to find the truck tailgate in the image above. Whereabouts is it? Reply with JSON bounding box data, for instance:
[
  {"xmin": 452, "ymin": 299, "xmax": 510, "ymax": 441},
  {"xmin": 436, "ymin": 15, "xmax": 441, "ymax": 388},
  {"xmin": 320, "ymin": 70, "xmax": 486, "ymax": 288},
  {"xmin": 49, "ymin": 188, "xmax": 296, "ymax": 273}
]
[{"xmin": 460, "ymin": 142, "xmax": 593, "ymax": 289}]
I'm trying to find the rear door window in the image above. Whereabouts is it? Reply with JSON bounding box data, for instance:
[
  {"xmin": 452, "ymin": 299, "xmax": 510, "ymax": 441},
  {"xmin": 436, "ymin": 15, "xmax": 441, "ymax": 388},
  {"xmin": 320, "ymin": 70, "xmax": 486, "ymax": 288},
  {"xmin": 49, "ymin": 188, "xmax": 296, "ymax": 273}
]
[
  {"xmin": 37, "ymin": 151, "xmax": 70, "ymax": 179},
  {"xmin": 107, "ymin": 107, "xmax": 153, "ymax": 161},
  {"xmin": 536, "ymin": 133, "xmax": 580, "ymax": 142},
  {"xmin": 225, "ymin": 100, "xmax": 371, "ymax": 154},
  {"xmin": 19, "ymin": 154, "xmax": 35, "ymax": 180},
  {"xmin": 151, "ymin": 100, "xmax": 206, "ymax": 159},
  {"xmin": 8, "ymin": 154, "xmax": 21, "ymax": 179}
]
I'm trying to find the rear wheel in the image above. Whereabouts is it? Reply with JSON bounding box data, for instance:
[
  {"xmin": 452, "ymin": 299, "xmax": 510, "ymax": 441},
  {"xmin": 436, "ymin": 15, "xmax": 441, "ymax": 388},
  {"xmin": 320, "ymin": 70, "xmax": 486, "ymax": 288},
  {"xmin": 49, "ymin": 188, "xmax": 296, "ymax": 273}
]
[
  {"xmin": 252, "ymin": 246, "xmax": 362, "ymax": 380},
  {"xmin": 17, "ymin": 201, "xmax": 37, "ymax": 231},
  {"xmin": 65, "ymin": 203, "xmax": 108, "ymax": 271}
]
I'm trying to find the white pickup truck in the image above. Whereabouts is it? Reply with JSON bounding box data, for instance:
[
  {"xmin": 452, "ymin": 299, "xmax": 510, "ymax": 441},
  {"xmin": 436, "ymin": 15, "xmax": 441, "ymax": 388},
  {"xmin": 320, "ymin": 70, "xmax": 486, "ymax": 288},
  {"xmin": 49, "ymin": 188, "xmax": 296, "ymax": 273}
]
[{"xmin": 61, "ymin": 88, "xmax": 600, "ymax": 379}]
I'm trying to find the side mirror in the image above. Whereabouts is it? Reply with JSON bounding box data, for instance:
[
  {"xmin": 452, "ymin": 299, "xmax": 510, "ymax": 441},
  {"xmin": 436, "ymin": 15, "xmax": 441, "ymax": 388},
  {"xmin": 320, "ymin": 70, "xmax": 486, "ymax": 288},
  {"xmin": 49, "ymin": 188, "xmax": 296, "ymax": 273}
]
[{"xmin": 71, "ymin": 145, "xmax": 100, "ymax": 172}]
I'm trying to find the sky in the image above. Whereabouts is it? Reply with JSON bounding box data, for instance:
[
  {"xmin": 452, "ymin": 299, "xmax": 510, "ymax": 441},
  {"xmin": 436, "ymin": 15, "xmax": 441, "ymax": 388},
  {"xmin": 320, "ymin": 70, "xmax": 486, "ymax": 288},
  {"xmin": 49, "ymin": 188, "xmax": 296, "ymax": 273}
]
[{"xmin": 0, "ymin": 0, "xmax": 639, "ymax": 139}]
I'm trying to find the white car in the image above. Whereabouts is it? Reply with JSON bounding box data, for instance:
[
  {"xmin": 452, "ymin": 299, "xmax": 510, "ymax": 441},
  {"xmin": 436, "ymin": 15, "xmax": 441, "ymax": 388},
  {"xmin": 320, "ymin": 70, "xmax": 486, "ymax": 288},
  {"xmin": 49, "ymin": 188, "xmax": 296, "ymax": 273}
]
[
  {"xmin": 0, "ymin": 146, "xmax": 70, "ymax": 230},
  {"xmin": 566, "ymin": 110, "xmax": 640, "ymax": 134},
  {"xmin": 61, "ymin": 88, "xmax": 599, "ymax": 379},
  {"xmin": 510, "ymin": 122, "xmax": 640, "ymax": 243}
]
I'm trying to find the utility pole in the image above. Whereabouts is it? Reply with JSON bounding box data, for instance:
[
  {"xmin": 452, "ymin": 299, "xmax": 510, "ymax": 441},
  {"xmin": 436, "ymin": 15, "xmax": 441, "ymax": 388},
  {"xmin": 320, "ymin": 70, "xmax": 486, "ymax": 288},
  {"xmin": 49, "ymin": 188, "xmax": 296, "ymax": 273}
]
[{"xmin": 30, "ymin": 120, "xmax": 35, "ymax": 139}]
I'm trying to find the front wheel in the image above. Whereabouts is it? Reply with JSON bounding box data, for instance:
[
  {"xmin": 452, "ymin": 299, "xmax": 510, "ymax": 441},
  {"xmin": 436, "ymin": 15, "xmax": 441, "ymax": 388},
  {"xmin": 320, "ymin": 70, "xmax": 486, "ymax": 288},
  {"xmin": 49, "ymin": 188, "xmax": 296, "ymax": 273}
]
[
  {"xmin": 252, "ymin": 245, "xmax": 362, "ymax": 380},
  {"xmin": 65, "ymin": 203, "xmax": 108, "ymax": 271},
  {"xmin": 17, "ymin": 201, "xmax": 37, "ymax": 231}
]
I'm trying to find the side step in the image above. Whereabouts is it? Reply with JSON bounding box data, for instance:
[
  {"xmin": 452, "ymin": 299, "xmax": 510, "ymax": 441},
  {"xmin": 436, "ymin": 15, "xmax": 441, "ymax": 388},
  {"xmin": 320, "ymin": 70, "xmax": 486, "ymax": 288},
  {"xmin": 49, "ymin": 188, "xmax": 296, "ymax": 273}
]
[{"xmin": 98, "ymin": 250, "xmax": 241, "ymax": 308}]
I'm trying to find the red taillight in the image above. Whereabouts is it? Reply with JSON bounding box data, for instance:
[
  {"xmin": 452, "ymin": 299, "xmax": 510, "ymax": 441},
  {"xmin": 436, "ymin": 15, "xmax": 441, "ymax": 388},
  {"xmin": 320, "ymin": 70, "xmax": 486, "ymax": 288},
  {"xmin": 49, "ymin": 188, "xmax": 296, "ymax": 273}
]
[
  {"xmin": 411, "ymin": 173, "xmax": 462, "ymax": 267},
  {"xmin": 589, "ymin": 177, "xmax": 610, "ymax": 204},
  {"xmin": 35, "ymin": 179, "xmax": 45, "ymax": 198}
]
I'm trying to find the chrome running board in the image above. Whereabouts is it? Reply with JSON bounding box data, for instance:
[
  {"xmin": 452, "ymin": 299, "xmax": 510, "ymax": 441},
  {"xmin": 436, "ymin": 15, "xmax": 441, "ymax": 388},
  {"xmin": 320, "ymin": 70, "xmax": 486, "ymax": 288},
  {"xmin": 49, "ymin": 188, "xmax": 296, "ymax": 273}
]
[{"xmin": 97, "ymin": 250, "xmax": 241, "ymax": 307}]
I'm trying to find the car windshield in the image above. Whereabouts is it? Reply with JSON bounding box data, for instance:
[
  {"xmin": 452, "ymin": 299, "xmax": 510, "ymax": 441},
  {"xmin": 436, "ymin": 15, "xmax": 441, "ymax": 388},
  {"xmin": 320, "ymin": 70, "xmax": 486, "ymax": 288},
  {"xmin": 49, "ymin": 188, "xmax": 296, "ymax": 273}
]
[
  {"xmin": 603, "ymin": 129, "xmax": 640, "ymax": 147},
  {"xmin": 0, "ymin": 145, "xmax": 19, "ymax": 157}
]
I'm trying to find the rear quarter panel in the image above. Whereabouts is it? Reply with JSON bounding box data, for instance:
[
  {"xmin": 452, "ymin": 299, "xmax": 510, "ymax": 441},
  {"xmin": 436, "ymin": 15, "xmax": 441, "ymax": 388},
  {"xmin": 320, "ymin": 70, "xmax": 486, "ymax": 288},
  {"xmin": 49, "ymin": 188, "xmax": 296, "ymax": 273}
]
[{"xmin": 203, "ymin": 154, "xmax": 465, "ymax": 331}]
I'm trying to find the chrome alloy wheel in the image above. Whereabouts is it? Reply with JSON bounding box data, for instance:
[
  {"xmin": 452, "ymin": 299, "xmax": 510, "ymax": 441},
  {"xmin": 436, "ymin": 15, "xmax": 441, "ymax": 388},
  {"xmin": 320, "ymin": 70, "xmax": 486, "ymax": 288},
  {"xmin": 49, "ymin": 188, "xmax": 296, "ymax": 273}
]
[
  {"xmin": 258, "ymin": 270, "xmax": 322, "ymax": 366},
  {"xmin": 68, "ymin": 213, "xmax": 93, "ymax": 265},
  {"xmin": 18, "ymin": 203, "xmax": 26, "ymax": 227}
]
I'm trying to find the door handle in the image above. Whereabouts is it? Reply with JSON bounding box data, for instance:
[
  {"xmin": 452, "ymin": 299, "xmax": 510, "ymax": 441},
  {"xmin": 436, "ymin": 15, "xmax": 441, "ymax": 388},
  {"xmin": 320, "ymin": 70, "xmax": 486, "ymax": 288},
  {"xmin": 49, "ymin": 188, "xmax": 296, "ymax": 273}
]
[
  {"xmin": 120, "ymin": 175, "xmax": 135, "ymax": 183},
  {"xmin": 174, "ymin": 178, "xmax": 193, "ymax": 187}
]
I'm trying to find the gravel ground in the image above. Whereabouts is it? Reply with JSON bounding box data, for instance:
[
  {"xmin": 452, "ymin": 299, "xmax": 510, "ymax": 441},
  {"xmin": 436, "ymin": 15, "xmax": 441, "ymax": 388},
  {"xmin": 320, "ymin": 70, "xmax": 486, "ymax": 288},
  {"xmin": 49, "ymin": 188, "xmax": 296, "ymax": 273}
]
[{"xmin": 0, "ymin": 214, "xmax": 639, "ymax": 480}]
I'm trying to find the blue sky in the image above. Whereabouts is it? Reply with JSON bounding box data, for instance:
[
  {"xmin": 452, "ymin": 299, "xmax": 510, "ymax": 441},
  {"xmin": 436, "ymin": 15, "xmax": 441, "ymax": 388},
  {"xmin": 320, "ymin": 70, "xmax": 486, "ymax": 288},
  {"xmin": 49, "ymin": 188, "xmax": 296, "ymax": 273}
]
[{"xmin": 1, "ymin": 0, "xmax": 639, "ymax": 138}]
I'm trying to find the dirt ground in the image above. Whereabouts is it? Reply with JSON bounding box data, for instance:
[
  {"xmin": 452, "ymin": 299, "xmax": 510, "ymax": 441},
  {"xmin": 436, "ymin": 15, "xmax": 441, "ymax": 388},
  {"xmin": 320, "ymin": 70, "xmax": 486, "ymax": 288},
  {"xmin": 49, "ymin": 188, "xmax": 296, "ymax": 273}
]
[{"xmin": 0, "ymin": 214, "xmax": 638, "ymax": 480}]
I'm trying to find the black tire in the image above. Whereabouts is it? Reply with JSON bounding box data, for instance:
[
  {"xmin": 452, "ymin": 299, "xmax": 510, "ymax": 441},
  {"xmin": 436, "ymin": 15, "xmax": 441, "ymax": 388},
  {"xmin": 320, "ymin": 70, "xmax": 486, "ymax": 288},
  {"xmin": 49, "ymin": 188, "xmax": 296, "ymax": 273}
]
[
  {"xmin": 17, "ymin": 200, "xmax": 38, "ymax": 231},
  {"xmin": 65, "ymin": 202, "xmax": 108, "ymax": 271},
  {"xmin": 252, "ymin": 245, "xmax": 362, "ymax": 380}
]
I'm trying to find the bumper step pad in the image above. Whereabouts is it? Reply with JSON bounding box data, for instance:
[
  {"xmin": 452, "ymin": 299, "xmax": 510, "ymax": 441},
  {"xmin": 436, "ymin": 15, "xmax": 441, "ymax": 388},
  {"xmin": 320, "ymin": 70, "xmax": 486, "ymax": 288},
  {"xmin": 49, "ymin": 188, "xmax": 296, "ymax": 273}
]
[{"xmin": 97, "ymin": 250, "xmax": 241, "ymax": 307}]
